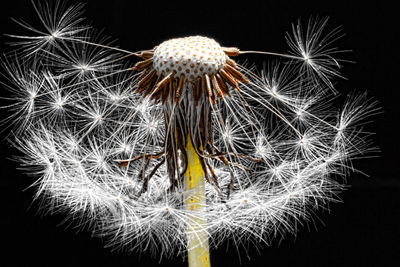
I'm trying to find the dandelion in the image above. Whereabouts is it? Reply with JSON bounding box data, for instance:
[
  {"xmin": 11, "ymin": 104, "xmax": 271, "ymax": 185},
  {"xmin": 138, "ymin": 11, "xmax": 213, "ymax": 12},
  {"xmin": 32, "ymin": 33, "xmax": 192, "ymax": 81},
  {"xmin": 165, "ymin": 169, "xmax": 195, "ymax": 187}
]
[{"xmin": 0, "ymin": 1, "xmax": 379, "ymax": 266}]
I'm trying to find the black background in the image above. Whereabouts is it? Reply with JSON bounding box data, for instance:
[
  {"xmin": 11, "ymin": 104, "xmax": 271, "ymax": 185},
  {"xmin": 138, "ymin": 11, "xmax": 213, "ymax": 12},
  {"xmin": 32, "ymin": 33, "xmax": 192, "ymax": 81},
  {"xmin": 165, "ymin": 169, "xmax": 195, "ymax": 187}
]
[{"xmin": 0, "ymin": 0, "xmax": 398, "ymax": 266}]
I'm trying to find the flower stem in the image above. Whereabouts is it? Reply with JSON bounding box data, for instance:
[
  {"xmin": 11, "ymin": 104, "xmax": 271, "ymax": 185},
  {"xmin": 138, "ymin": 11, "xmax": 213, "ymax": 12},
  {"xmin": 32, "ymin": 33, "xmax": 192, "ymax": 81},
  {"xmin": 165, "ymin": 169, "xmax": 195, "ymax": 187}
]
[{"xmin": 184, "ymin": 135, "xmax": 211, "ymax": 267}]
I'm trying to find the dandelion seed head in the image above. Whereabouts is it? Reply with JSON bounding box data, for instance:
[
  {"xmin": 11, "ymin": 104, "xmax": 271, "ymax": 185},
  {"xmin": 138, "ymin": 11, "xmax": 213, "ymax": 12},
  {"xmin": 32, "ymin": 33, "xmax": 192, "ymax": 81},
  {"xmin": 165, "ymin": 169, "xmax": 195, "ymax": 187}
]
[
  {"xmin": 0, "ymin": 1, "xmax": 380, "ymax": 260},
  {"xmin": 153, "ymin": 36, "xmax": 226, "ymax": 81}
]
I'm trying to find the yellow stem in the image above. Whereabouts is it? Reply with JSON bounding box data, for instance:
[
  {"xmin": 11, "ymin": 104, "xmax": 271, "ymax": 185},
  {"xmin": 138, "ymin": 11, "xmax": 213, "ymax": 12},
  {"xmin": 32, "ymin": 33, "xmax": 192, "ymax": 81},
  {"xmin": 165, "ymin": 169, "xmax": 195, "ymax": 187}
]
[{"xmin": 184, "ymin": 135, "xmax": 211, "ymax": 267}]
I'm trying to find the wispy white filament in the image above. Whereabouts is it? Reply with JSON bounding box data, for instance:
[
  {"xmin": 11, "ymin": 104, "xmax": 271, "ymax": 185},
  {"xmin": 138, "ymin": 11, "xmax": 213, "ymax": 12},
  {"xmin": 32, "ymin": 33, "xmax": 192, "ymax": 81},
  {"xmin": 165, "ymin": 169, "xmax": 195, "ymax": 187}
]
[{"xmin": 0, "ymin": 1, "xmax": 378, "ymax": 260}]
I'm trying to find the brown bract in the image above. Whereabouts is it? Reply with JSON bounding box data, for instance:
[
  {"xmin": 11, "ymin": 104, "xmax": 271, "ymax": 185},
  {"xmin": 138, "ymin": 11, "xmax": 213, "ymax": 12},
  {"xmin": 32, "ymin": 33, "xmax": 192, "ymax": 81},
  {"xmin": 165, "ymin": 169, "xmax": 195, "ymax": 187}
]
[{"xmin": 133, "ymin": 36, "xmax": 249, "ymax": 106}]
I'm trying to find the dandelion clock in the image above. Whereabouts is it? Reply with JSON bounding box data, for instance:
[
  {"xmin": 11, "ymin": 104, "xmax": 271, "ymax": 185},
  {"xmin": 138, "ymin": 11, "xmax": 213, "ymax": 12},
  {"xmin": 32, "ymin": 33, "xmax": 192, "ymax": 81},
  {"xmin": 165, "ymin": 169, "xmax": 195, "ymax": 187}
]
[{"xmin": 0, "ymin": 1, "xmax": 380, "ymax": 266}]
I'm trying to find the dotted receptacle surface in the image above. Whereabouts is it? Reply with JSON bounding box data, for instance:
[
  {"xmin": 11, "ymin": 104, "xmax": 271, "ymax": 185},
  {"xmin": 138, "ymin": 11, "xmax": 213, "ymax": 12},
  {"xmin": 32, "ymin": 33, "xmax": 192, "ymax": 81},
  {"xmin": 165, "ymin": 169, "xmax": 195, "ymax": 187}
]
[{"xmin": 153, "ymin": 36, "xmax": 226, "ymax": 82}]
